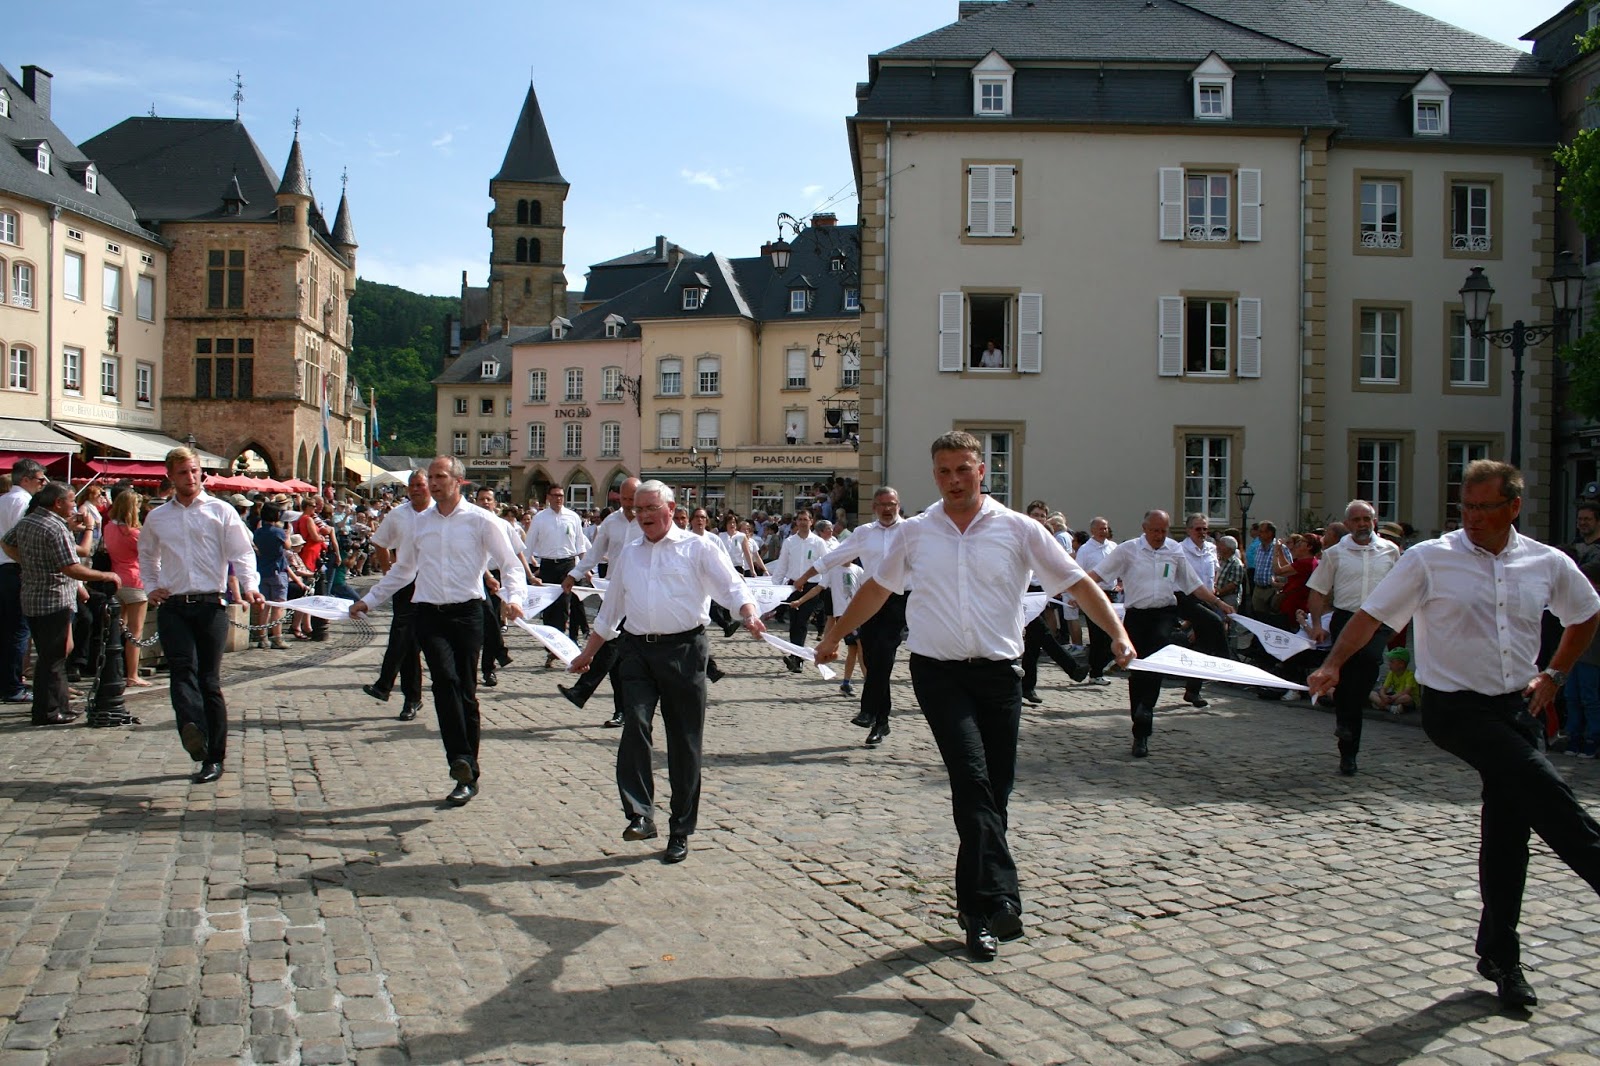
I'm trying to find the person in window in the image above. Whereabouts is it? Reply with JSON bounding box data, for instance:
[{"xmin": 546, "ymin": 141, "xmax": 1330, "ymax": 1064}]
[{"xmin": 978, "ymin": 339, "xmax": 1004, "ymax": 368}]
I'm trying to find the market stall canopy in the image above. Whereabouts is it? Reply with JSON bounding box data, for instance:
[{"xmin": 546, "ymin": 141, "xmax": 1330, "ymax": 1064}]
[
  {"xmin": 0, "ymin": 418, "xmax": 78, "ymax": 466},
  {"xmin": 53, "ymin": 422, "xmax": 228, "ymax": 469}
]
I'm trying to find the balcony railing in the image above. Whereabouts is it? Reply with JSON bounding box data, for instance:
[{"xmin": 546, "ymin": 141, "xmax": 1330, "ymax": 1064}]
[{"xmin": 1361, "ymin": 230, "xmax": 1403, "ymax": 249}]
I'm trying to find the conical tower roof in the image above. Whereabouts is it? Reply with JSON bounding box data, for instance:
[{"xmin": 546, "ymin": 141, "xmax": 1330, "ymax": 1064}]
[
  {"xmin": 331, "ymin": 190, "xmax": 356, "ymax": 246},
  {"xmin": 493, "ymin": 83, "xmax": 566, "ymax": 185},
  {"xmin": 277, "ymin": 134, "xmax": 311, "ymax": 197}
]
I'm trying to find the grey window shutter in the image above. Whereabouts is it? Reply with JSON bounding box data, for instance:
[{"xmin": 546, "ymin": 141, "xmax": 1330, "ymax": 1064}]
[
  {"xmin": 1158, "ymin": 296, "xmax": 1184, "ymax": 376},
  {"xmin": 1017, "ymin": 292, "xmax": 1043, "ymax": 373},
  {"xmin": 1159, "ymin": 167, "xmax": 1184, "ymax": 241},
  {"xmin": 939, "ymin": 292, "xmax": 965, "ymax": 372}
]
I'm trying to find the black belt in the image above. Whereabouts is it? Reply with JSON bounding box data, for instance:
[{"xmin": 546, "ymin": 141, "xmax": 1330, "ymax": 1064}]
[
  {"xmin": 624, "ymin": 625, "xmax": 704, "ymax": 644},
  {"xmin": 910, "ymin": 653, "xmax": 1019, "ymax": 668},
  {"xmin": 166, "ymin": 593, "xmax": 224, "ymax": 605},
  {"xmin": 415, "ymin": 599, "xmax": 479, "ymax": 610}
]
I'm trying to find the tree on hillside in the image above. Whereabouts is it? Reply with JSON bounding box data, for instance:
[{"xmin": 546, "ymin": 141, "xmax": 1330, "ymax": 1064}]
[{"xmin": 348, "ymin": 279, "xmax": 458, "ymax": 457}]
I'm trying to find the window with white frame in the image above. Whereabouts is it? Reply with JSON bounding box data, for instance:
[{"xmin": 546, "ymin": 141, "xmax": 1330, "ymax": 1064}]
[
  {"xmin": 7, "ymin": 346, "xmax": 31, "ymax": 391},
  {"xmin": 452, "ymin": 431, "xmax": 467, "ymax": 456},
  {"xmin": 479, "ymin": 431, "xmax": 497, "ymax": 456},
  {"xmin": 696, "ymin": 356, "xmax": 720, "ymax": 395},
  {"xmin": 1187, "ymin": 300, "xmax": 1229, "ymax": 374},
  {"xmin": 564, "ymin": 368, "xmax": 583, "ymax": 402},
  {"xmin": 681, "ymin": 287, "xmax": 702, "ymax": 310},
  {"xmin": 785, "ymin": 348, "xmax": 808, "ymax": 389},
  {"xmin": 1451, "ymin": 182, "xmax": 1492, "ymax": 253},
  {"xmin": 1359, "ymin": 180, "xmax": 1403, "ymax": 249},
  {"xmin": 567, "ymin": 479, "xmax": 593, "ymax": 510},
  {"xmin": 785, "ymin": 410, "xmax": 807, "ymax": 444},
  {"xmin": 978, "ymin": 79, "xmax": 1007, "ymax": 114},
  {"xmin": 480, "ymin": 359, "xmax": 499, "ymax": 378},
  {"xmin": 505, "ymin": 397, "xmax": 512, "ymax": 417},
  {"xmin": 659, "ymin": 358, "xmax": 682, "ymax": 396},
  {"xmin": 1415, "ymin": 100, "xmax": 1443, "ymax": 134},
  {"xmin": 788, "ymin": 288, "xmax": 810, "ymax": 313},
  {"xmin": 35, "ymin": 144, "xmax": 49, "ymax": 174},
  {"xmin": 604, "ymin": 314, "xmax": 625, "ymax": 338},
  {"xmin": 695, "ymin": 411, "xmax": 719, "ymax": 448},
  {"xmin": 1159, "ymin": 167, "xmax": 1261, "ymax": 242},
  {"xmin": 938, "ymin": 291, "xmax": 1047, "ymax": 373},
  {"xmin": 135, "ymin": 362, "xmax": 153, "ymax": 407},
  {"xmin": 658, "ymin": 411, "xmax": 682, "ymax": 449},
  {"xmin": 844, "ymin": 288, "xmax": 860, "ymax": 311},
  {"xmin": 1359, "ymin": 308, "xmax": 1402, "ymax": 384},
  {"xmin": 1196, "ymin": 83, "xmax": 1227, "ymax": 118},
  {"xmin": 1449, "ymin": 311, "xmax": 1489, "ymax": 387},
  {"xmin": 100, "ymin": 355, "xmax": 119, "ymax": 400},
  {"xmin": 527, "ymin": 368, "xmax": 547, "ymax": 403},
  {"xmin": 564, "ymin": 423, "xmax": 582, "ymax": 459},
  {"xmin": 11, "ymin": 262, "xmax": 32, "ymax": 308},
  {"xmin": 966, "ymin": 164, "xmax": 1017, "ymax": 238},
  {"xmin": 136, "ymin": 275, "xmax": 155, "ymax": 321},
  {"xmin": 84, "ymin": 165, "xmax": 97, "ymax": 194},
  {"xmin": 601, "ymin": 421, "xmax": 621, "ymax": 457},
  {"xmin": 1444, "ymin": 440, "xmax": 1491, "ymax": 529},
  {"xmin": 0, "ymin": 90, "xmax": 8, "ymax": 119},
  {"xmin": 1186, "ymin": 173, "xmax": 1230, "ymax": 241},
  {"xmin": 1356, "ymin": 439, "xmax": 1402, "ymax": 523},
  {"xmin": 970, "ymin": 51, "xmax": 1014, "ymax": 117},
  {"xmin": 1183, "ymin": 436, "xmax": 1231, "ymax": 521},
  {"xmin": 454, "ymin": 396, "xmax": 468, "ymax": 415},
  {"xmin": 527, "ymin": 422, "xmax": 546, "ymax": 458},
  {"xmin": 62, "ymin": 346, "xmax": 81, "ymax": 394},
  {"xmin": 841, "ymin": 347, "xmax": 861, "ymax": 389},
  {"xmin": 63, "ymin": 251, "xmax": 83, "ymax": 301},
  {"xmin": 0, "ymin": 211, "xmax": 15, "ymax": 245},
  {"xmin": 1156, "ymin": 295, "xmax": 1261, "ymax": 379},
  {"xmin": 602, "ymin": 366, "xmax": 622, "ymax": 401},
  {"xmin": 976, "ymin": 430, "xmax": 1013, "ymax": 508},
  {"xmin": 102, "ymin": 263, "xmax": 122, "ymax": 311}
]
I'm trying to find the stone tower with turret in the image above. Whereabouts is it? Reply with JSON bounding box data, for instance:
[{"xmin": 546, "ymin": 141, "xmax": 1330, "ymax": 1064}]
[{"xmin": 487, "ymin": 83, "xmax": 568, "ymax": 328}]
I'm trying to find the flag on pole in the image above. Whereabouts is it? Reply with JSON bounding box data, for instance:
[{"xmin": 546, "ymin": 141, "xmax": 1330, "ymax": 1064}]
[
  {"xmin": 369, "ymin": 389, "xmax": 379, "ymax": 448},
  {"xmin": 320, "ymin": 372, "xmax": 331, "ymax": 490}
]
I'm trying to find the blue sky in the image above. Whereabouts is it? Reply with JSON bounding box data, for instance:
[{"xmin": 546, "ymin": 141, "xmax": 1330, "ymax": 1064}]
[{"xmin": 12, "ymin": 0, "xmax": 1557, "ymax": 298}]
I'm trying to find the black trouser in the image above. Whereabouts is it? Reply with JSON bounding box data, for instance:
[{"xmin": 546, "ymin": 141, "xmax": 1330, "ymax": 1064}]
[
  {"xmin": 1175, "ymin": 591, "xmax": 1229, "ymax": 699},
  {"xmin": 481, "ymin": 572, "xmax": 508, "ymax": 675},
  {"xmin": 374, "ymin": 582, "xmax": 421, "ymax": 703},
  {"xmin": 538, "ymin": 558, "xmax": 577, "ymax": 634},
  {"xmin": 1421, "ymin": 688, "xmax": 1600, "ymax": 969},
  {"xmin": 309, "ymin": 561, "xmax": 331, "ymax": 640},
  {"xmin": 1123, "ymin": 605, "xmax": 1180, "ymax": 733},
  {"xmin": 1083, "ymin": 592, "xmax": 1117, "ymax": 678},
  {"xmin": 859, "ymin": 591, "xmax": 907, "ymax": 730},
  {"xmin": 786, "ymin": 587, "xmax": 819, "ymax": 649},
  {"xmin": 66, "ymin": 600, "xmax": 94, "ymax": 675},
  {"xmin": 157, "ymin": 598, "xmax": 229, "ymax": 762},
  {"xmin": 1022, "ymin": 614, "xmax": 1083, "ymax": 693},
  {"xmin": 910, "ymin": 654, "xmax": 1023, "ymax": 917},
  {"xmin": 414, "ymin": 600, "xmax": 485, "ymax": 778},
  {"xmin": 0, "ymin": 566, "xmax": 28, "ymax": 697},
  {"xmin": 568, "ymin": 636, "xmax": 621, "ymax": 711},
  {"xmin": 1330, "ymin": 608, "xmax": 1389, "ymax": 758},
  {"xmin": 27, "ymin": 608, "xmax": 71, "ymax": 722},
  {"xmin": 708, "ymin": 600, "xmax": 732, "ymax": 630},
  {"xmin": 615, "ymin": 630, "xmax": 708, "ymax": 837}
]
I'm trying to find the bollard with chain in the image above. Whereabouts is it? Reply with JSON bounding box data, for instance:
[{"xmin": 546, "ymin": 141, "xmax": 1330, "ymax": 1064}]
[{"xmin": 85, "ymin": 587, "xmax": 133, "ymax": 727}]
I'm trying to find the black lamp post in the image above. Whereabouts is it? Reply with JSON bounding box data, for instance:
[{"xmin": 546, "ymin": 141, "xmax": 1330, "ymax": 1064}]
[
  {"xmin": 1459, "ymin": 251, "xmax": 1585, "ymax": 470},
  {"xmin": 1235, "ymin": 479, "xmax": 1255, "ymax": 604},
  {"xmin": 688, "ymin": 444, "xmax": 722, "ymax": 508}
]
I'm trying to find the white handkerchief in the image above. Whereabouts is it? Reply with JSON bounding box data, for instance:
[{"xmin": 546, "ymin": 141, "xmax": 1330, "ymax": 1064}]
[
  {"xmin": 748, "ymin": 584, "xmax": 794, "ymax": 613},
  {"xmin": 519, "ymin": 585, "xmax": 564, "ymax": 617},
  {"xmin": 1022, "ymin": 592, "xmax": 1049, "ymax": 624},
  {"xmin": 511, "ymin": 619, "xmax": 582, "ymax": 666},
  {"xmin": 270, "ymin": 596, "xmax": 359, "ymax": 621},
  {"xmin": 1129, "ymin": 644, "xmax": 1307, "ymax": 691},
  {"xmin": 1231, "ymin": 613, "xmax": 1318, "ymax": 661},
  {"xmin": 571, "ymin": 586, "xmax": 605, "ymax": 600},
  {"xmin": 759, "ymin": 632, "xmax": 838, "ymax": 681}
]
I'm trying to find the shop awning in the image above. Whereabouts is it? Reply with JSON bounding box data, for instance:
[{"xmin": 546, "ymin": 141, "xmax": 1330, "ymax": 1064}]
[
  {"xmin": 84, "ymin": 458, "xmax": 167, "ymax": 478},
  {"xmin": 0, "ymin": 451, "xmax": 68, "ymax": 469},
  {"xmin": 343, "ymin": 454, "xmax": 381, "ymax": 480},
  {"xmin": 0, "ymin": 418, "xmax": 79, "ymax": 455},
  {"xmin": 53, "ymin": 422, "xmax": 228, "ymax": 469}
]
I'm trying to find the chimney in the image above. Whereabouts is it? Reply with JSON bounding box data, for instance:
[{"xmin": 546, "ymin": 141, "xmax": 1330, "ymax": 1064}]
[
  {"xmin": 811, "ymin": 212, "xmax": 837, "ymax": 228},
  {"xmin": 501, "ymin": 314, "xmax": 510, "ymax": 338},
  {"xmin": 21, "ymin": 66, "xmax": 53, "ymax": 118},
  {"xmin": 655, "ymin": 235, "xmax": 667, "ymax": 260}
]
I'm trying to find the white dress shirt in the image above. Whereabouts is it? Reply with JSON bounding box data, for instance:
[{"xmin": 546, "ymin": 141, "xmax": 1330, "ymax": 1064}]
[
  {"xmin": 0, "ymin": 486, "xmax": 30, "ymax": 568},
  {"xmin": 593, "ymin": 524, "xmax": 754, "ymax": 640},
  {"xmin": 525, "ymin": 505, "xmax": 587, "ymax": 562},
  {"xmin": 573, "ymin": 509, "xmax": 640, "ymax": 581},
  {"xmin": 770, "ymin": 531, "xmax": 829, "ymax": 586},
  {"xmin": 1178, "ymin": 536, "xmax": 1218, "ymax": 591},
  {"xmin": 814, "ymin": 518, "xmax": 905, "ymax": 581},
  {"xmin": 1361, "ymin": 528, "xmax": 1600, "ymax": 695},
  {"xmin": 363, "ymin": 501, "xmax": 526, "ymax": 608},
  {"xmin": 369, "ymin": 500, "xmax": 433, "ymax": 556},
  {"xmin": 1092, "ymin": 537, "xmax": 1201, "ymax": 609},
  {"xmin": 139, "ymin": 491, "xmax": 260, "ymax": 597},
  {"xmin": 1305, "ymin": 534, "xmax": 1400, "ymax": 612},
  {"xmin": 1074, "ymin": 536, "xmax": 1117, "ymax": 590},
  {"xmin": 824, "ymin": 562, "xmax": 864, "ymax": 615},
  {"xmin": 874, "ymin": 495, "xmax": 1087, "ymax": 661}
]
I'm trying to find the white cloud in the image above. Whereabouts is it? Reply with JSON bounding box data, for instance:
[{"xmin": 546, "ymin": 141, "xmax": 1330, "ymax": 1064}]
[
  {"xmin": 431, "ymin": 131, "xmax": 454, "ymax": 151},
  {"xmin": 800, "ymin": 184, "xmax": 824, "ymax": 202},
  {"xmin": 358, "ymin": 252, "xmax": 482, "ymax": 299},
  {"xmin": 681, "ymin": 168, "xmax": 723, "ymax": 192}
]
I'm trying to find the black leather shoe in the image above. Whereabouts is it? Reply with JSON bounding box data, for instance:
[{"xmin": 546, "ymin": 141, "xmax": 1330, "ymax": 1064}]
[
  {"xmin": 1132, "ymin": 705, "xmax": 1154, "ymax": 735},
  {"xmin": 1478, "ymin": 958, "xmax": 1537, "ymax": 1007},
  {"xmin": 623, "ymin": 816, "xmax": 658, "ymax": 841},
  {"xmin": 722, "ymin": 620, "xmax": 741, "ymax": 638},
  {"xmin": 783, "ymin": 655, "xmax": 803, "ymax": 673},
  {"xmin": 959, "ymin": 913, "xmax": 998, "ymax": 961},
  {"xmin": 850, "ymin": 710, "xmax": 874, "ymax": 728},
  {"xmin": 449, "ymin": 757, "xmax": 476, "ymax": 786},
  {"xmin": 603, "ymin": 710, "xmax": 624, "ymax": 728},
  {"xmin": 1339, "ymin": 756, "xmax": 1358, "ymax": 776},
  {"xmin": 866, "ymin": 728, "xmax": 886, "ymax": 747},
  {"xmin": 557, "ymin": 684, "xmax": 587, "ymax": 709},
  {"xmin": 1131, "ymin": 736, "xmax": 1149, "ymax": 758},
  {"xmin": 662, "ymin": 835, "xmax": 689, "ymax": 864},
  {"xmin": 1022, "ymin": 690, "xmax": 1043, "ymax": 706},
  {"xmin": 481, "ymin": 670, "xmax": 498, "ymax": 687},
  {"xmin": 192, "ymin": 762, "xmax": 223, "ymax": 784},
  {"xmin": 545, "ymin": 654, "xmax": 558, "ymax": 670},
  {"xmin": 706, "ymin": 663, "xmax": 725, "ymax": 683},
  {"xmin": 446, "ymin": 781, "xmax": 477, "ymax": 806},
  {"xmin": 179, "ymin": 722, "xmax": 207, "ymax": 761},
  {"xmin": 988, "ymin": 901, "xmax": 1023, "ymax": 942},
  {"xmin": 397, "ymin": 701, "xmax": 420, "ymax": 722},
  {"xmin": 35, "ymin": 710, "xmax": 80, "ymax": 726},
  {"xmin": 1184, "ymin": 691, "xmax": 1209, "ymax": 708},
  {"xmin": 362, "ymin": 683, "xmax": 390, "ymax": 703}
]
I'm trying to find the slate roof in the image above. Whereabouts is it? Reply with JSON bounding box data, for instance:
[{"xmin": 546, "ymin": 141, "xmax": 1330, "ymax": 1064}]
[
  {"xmin": 81, "ymin": 117, "xmax": 283, "ymax": 224},
  {"xmin": 1525, "ymin": 2, "xmax": 1589, "ymax": 73},
  {"xmin": 433, "ymin": 326, "xmax": 537, "ymax": 385},
  {"xmin": 0, "ymin": 65, "xmax": 160, "ymax": 243},
  {"xmin": 583, "ymin": 237, "xmax": 700, "ymax": 307},
  {"xmin": 1329, "ymin": 80, "xmax": 1559, "ymax": 146},
  {"xmin": 278, "ymin": 135, "xmax": 311, "ymax": 197},
  {"xmin": 494, "ymin": 84, "xmax": 566, "ymax": 185},
  {"xmin": 331, "ymin": 190, "xmax": 356, "ymax": 246}
]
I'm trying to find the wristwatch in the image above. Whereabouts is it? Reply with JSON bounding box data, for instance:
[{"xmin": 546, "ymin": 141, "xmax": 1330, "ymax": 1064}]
[{"xmin": 1543, "ymin": 666, "xmax": 1568, "ymax": 687}]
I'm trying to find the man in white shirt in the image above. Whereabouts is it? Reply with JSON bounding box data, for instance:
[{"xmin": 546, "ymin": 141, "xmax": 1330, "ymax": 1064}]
[
  {"xmin": 1303, "ymin": 499, "xmax": 1400, "ymax": 776},
  {"xmin": 773, "ymin": 509, "xmax": 829, "ymax": 671},
  {"xmin": 361, "ymin": 469, "xmax": 431, "ymax": 722},
  {"xmin": 352, "ymin": 456, "xmax": 528, "ymax": 806},
  {"xmin": 1310, "ymin": 461, "xmax": 1600, "ymax": 1010},
  {"xmin": 568, "ymin": 481, "xmax": 763, "ymax": 864},
  {"xmin": 0, "ymin": 457, "xmax": 46, "ymax": 702},
  {"xmin": 1073, "ymin": 517, "xmax": 1118, "ymax": 685},
  {"xmin": 1089, "ymin": 510, "xmax": 1235, "ymax": 758},
  {"xmin": 139, "ymin": 448, "xmax": 264, "ymax": 784},
  {"xmin": 815, "ymin": 432, "xmax": 1133, "ymax": 961},
  {"xmin": 472, "ymin": 486, "xmax": 522, "ymax": 685},
  {"xmin": 525, "ymin": 484, "xmax": 587, "ymax": 642},
  {"xmin": 1173, "ymin": 512, "xmax": 1229, "ymax": 708},
  {"xmin": 560, "ymin": 477, "xmax": 640, "ymax": 725}
]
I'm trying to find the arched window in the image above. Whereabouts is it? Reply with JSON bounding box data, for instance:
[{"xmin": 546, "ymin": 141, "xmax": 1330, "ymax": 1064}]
[
  {"xmin": 515, "ymin": 237, "xmax": 528, "ymax": 263},
  {"xmin": 529, "ymin": 200, "xmax": 542, "ymax": 225},
  {"xmin": 516, "ymin": 200, "xmax": 529, "ymax": 225},
  {"xmin": 528, "ymin": 238, "xmax": 541, "ymax": 263}
]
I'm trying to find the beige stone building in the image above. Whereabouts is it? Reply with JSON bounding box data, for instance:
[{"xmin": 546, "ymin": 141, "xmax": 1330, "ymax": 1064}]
[{"xmin": 851, "ymin": 0, "xmax": 1561, "ymax": 538}]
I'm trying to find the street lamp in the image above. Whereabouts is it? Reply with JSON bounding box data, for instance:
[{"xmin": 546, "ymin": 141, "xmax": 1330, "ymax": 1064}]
[
  {"xmin": 688, "ymin": 444, "xmax": 722, "ymax": 509},
  {"xmin": 1235, "ymin": 480, "xmax": 1255, "ymax": 603},
  {"xmin": 1459, "ymin": 251, "xmax": 1586, "ymax": 469}
]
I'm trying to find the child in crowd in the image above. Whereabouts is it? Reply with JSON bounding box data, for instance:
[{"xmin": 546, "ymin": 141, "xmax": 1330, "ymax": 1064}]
[
  {"xmin": 789, "ymin": 560, "xmax": 866, "ymax": 696},
  {"xmin": 1370, "ymin": 646, "xmax": 1420, "ymax": 714}
]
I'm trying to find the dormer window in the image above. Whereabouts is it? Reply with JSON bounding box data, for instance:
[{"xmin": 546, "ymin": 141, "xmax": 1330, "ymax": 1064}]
[
  {"xmin": 682, "ymin": 274, "xmax": 710, "ymax": 310},
  {"xmin": 480, "ymin": 360, "xmax": 500, "ymax": 379},
  {"xmin": 603, "ymin": 313, "xmax": 625, "ymax": 338},
  {"xmin": 1190, "ymin": 54, "xmax": 1234, "ymax": 120},
  {"xmin": 844, "ymin": 288, "xmax": 860, "ymax": 312},
  {"xmin": 35, "ymin": 142, "xmax": 50, "ymax": 174},
  {"xmin": 550, "ymin": 316, "xmax": 571, "ymax": 339},
  {"xmin": 789, "ymin": 288, "xmax": 811, "ymax": 313},
  {"xmin": 84, "ymin": 164, "xmax": 97, "ymax": 194},
  {"xmin": 0, "ymin": 89, "xmax": 9, "ymax": 119},
  {"xmin": 1410, "ymin": 72, "xmax": 1451, "ymax": 136},
  {"xmin": 971, "ymin": 51, "xmax": 1014, "ymax": 117}
]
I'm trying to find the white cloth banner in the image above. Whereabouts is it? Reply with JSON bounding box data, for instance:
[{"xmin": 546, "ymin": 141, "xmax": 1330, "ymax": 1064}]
[
  {"xmin": 571, "ymin": 586, "xmax": 605, "ymax": 601},
  {"xmin": 1050, "ymin": 597, "xmax": 1124, "ymax": 620},
  {"xmin": 512, "ymin": 619, "xmax": 583, "ymax": 667},
  {"xmin": 760, "ymin": 632, "xmax": 838, "ymax": 681},
  {"xmin": 1022, "ymin": 593, "xmax": 1049, "ymax": 624},
  {"xmin": 267, "ymin": 596, "xmax": 359, "ymax": 621},
  {"xmin": 518, "ymin": 585, "xmax": 565, "ymax": 617},
  {"xmin": 1128, "ymin": 644, "xmax": 1307, "ymax": 691},
  {"xmin": 746, "ymin": 575, "xmax": 775, "ymax": 586},
  {"xmin": 1229, "ymin": 613, "xmax": 1318, "ymax": 662},
  {"xmin": 749, "ymin": 584, "xmax": 796, "ymax": 613},
  {"xmin": 589, "ymin": 576, "xmax": 609, "ymax": 593}
]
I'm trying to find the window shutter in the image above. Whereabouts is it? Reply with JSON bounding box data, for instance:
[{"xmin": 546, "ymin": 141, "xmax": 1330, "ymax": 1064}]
[
  {"xmin": 1017, "ymin": 292, "xmax": 1043, "ymax": 373},
  {"xmin": 1237, "ymin": 168, "xmax": 1262, "ymax": 242},
  {"xmin": 1158, "ymin": 296, "xmax": 1184, "ymax": 377},
  {"xmin": 1159, "ymin": 167, "xmax": 1184, "ymax": 241},
  {"xmin": 939, "ymin": 292, "xmax": 965, "ymax": 372},
  {"xmin": 967, "ymin": 166, "xmax": 992, "ymax": 236},
  {"xmin": 991, "ymin": 165, "xmax": 1016, "ymax": 236},
  {"xmin": 1237, "ymin": 297, "xmax": 1262, "ymax": 378}
]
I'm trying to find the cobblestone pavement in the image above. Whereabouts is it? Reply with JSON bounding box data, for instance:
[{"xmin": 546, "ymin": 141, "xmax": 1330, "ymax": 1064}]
[{"xmin": 6, "ymin": 618, "xmax": 1600, "ymax": 1065}]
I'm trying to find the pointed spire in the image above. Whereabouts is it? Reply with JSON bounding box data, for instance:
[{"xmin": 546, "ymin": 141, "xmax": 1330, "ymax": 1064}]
[
  {"xmin": 332, "ymin": 177, "xmax": 357, "ymax": 248},
  {"xmin": 493, "ymin": 82, "xmax": 567, "ymax": 185},
  {"xmin": 277, "ymin": 121, "xmax": 311, "ymax": 198}
]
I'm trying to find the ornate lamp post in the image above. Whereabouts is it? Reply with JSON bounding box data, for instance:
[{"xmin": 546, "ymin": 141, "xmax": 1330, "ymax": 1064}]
[
  {"xmin": 1235, "ymin": 479, "xmax": 1255, "ymax": 604},
  {"xmin": 688, "ymin": 444, "xmax": 722, "ymax": 508}
]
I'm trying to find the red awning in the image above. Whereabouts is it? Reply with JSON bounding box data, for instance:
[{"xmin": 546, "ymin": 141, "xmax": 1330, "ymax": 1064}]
[
  {"xmin": 0, "ymin": 452, "xmax": 67, "ymax": 469},
  {"xmin": 84, "ymin": 458, "xmax": 167, "ymax": 478}
]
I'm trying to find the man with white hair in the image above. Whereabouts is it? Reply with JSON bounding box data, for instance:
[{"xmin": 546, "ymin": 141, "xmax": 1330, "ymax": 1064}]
[{"xmin": 569, "ymin": 480, "xmax": 764, "ymax": 864}]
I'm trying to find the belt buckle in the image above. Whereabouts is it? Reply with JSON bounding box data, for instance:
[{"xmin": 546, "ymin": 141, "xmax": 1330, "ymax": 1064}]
[{"xmin": 643, "ymin": 632, "xmax": 661, "ymax": 643}]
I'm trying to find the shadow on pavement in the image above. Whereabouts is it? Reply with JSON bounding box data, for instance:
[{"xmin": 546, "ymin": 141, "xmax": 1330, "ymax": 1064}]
[{"xmin": 1194, "ymin": 990, "xmax": 1505, "ymax": 1064}]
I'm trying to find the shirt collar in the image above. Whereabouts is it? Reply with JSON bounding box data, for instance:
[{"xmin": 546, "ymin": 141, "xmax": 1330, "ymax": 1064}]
[{"xmin": 171, "ymin": 490, "xmax": 212, "ymax": 511}]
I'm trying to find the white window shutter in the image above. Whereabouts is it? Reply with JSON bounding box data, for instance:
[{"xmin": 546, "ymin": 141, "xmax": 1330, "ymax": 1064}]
[
  {"xmin": 1237, "ymin": 297, "xmax": 1262, "ymax": 378},
  {"xmin": 1017, "ymin": 292, "xmax": 1043, "ymax": 373},
  {"xmin": 939, "ymin": 292, "xmax": 965, "ymax": 372},
  {"xmin": 967, "ymin": 166, "xmax": 992, "ymax": 237},
  {"xmin": 992, "ymin": 165, "xmax": 1016, "ymax": 236},
  {"xmin": 1237, "ymin": 168, "xmax": 1262, "ymax": 242},
  {"xmin": 1158, "ymin": 296, "xmax": 1184, "ymax": 376},
  {"xmin": 1159, "ymin": 167, "xmax": 1184, "ymax": 241}
]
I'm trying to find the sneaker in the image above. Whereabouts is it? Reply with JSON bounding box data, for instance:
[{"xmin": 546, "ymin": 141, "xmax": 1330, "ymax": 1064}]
[
  {"xmin": 1086, "ymin": 675, "xmax": 1111, "ymax": 687},
  {"xmin": 1279, "ymin": 690, "xmax": 1302, "ymax": 702}
]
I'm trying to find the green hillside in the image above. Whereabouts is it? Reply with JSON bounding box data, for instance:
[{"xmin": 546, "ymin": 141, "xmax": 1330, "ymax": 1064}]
[{"xmin": 348, "ymin": 279, "xmax": 458, "ymax": 457}]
